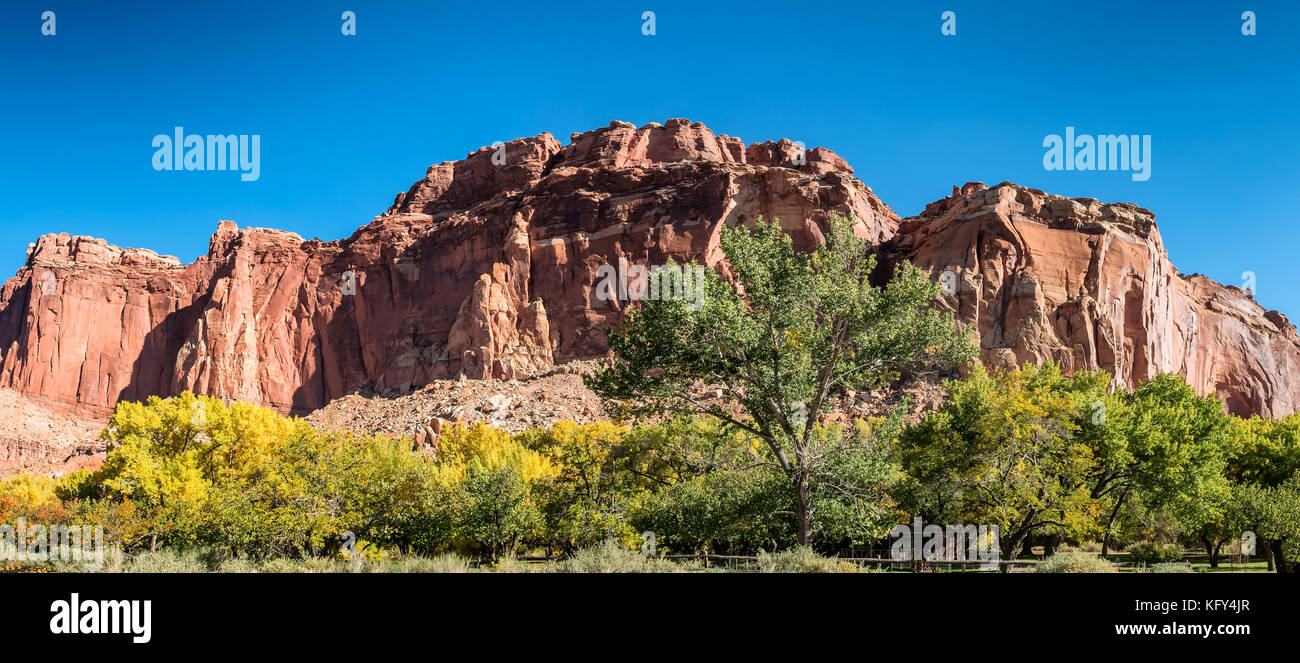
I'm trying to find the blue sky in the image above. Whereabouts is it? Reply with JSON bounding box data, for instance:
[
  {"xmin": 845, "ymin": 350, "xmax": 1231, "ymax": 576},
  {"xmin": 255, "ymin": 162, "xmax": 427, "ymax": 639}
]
[{"xmin": 2, "ymin": 1, "xmax": 1296, "ymax": 318}]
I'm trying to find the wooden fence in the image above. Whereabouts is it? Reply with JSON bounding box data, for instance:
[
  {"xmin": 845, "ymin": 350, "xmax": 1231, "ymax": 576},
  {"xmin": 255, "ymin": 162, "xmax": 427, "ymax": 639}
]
[{"xmin": 658, "ymin": 553, "xmax": 1041, "ymax": 571}]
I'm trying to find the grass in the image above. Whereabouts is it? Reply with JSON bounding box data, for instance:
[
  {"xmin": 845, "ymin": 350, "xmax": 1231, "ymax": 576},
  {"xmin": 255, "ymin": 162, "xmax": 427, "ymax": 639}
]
[{"xmin": 0, "ymin": 543, "xmax": 1280, "ymax": 573}]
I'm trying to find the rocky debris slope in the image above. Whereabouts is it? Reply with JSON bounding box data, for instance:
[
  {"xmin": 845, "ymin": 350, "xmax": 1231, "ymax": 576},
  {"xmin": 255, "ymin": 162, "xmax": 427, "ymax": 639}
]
[
  {"xmin": 304, "ymin": 362, "xmax": 608, "ymax": 442},
  {"xmin": 886, "ymin": 182, "xmax": 1300, "ymax": 417},
  {"xmin": 0, "ymin": 388, "xmax": 104, "ymax": 477},
  {"xmin": 302, "ymin": 361, "xmax": 947, "ymax": 452},
  {"xmin": 0, "ymin": 119, "xmax": 895, "ymax": 417}
]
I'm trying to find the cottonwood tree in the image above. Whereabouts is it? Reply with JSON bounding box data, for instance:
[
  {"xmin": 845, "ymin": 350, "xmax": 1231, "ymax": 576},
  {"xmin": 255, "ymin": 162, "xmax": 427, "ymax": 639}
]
[{"xmin": 585, "ymin": 216, "xmax": 973, "ymax": 546}]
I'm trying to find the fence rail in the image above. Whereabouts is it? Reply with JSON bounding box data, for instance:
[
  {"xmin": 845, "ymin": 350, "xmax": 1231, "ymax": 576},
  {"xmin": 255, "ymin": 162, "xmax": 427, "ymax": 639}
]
[{"xmin": 658, "ymin": 553, "xmax": 1039, "ymax": 570}]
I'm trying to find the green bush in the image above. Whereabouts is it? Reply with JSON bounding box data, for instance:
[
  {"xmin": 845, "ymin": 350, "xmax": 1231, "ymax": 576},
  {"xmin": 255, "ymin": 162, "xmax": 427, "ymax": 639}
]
[
  {"xmin": 1149, "ymin": 562, "xmax": 1193, "ymax": 573},
  {"xmin": 756, "ymin": 547, "xmax": 854, "ymax": 573},
  {"xmin": 551, "ymin": 539, "xmax": 669, "ymax": 573},
  {"xmin": 1129, "ymin": 542, "xmax": 1182, "ymax": 565},
  {"xmin": 1036, "ymin": 553, "xmax": 1115, "ymax": 573}
]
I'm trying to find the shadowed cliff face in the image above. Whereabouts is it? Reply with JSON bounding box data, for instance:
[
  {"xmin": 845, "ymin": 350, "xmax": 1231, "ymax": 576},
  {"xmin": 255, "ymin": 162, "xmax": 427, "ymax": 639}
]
[{"xmin": 0, "ymin": 120, "xmax": 1295, "ymax": 419}]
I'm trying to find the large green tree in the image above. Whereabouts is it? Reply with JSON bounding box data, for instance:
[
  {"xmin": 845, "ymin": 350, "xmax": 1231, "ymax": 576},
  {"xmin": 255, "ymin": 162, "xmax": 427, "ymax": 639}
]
[
  {"xmin": 586, "ymin": 216, "xmax": 972, "ymax": 545},
  {"xmin": 1089, "ymin": 374, "xmax": 1236, "ymax": 555}
]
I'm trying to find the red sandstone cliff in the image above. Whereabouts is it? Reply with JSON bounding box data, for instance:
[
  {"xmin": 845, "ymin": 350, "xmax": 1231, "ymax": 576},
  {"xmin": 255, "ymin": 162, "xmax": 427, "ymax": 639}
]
[
  {"xmin": 0, "ymin": 120, "xmax": 1295, "ymax": 419},
  {"xmin": 886, "ymin": 182, "xmax": 1300, "ymax": 417},
  {"xmin": 0, "ymin": 119, "xmax": 896, "ymax": 416}
]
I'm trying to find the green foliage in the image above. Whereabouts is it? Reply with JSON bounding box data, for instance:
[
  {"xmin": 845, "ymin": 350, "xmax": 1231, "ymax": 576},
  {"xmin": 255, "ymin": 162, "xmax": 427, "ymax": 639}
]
[
  {"xmin": 895, "ymin": 364, "xmax": 1249, "ymax": 561},
  {"xmin": 1232, "ymin": 474, "xmax": 1300, "ymax": 570},
  {"xmin": 1120, "ymin": 375, "xmax": 1236, "ymax": 537},
  {"xmin": 459, "ymin": 463, "xmax": 541, "ymax": 562},
  {"xmin": 635, "ymin": 465, "xmax": 791, "ymax": 554},
  {"xmin": 345, "ymin": 435, "xmax": 453, "ymax": 555},
  {"xmin": 1228, "ymin": 414, "xmax": 1300, "ymax": 487},
  {"xmin": 519, "ymin": 421, "xmax": 638, "ymax": 552},
  {"xmin": 896, "ymin": 364, "xmax": 1108, "ymax": 557},
  {"xmin": 1128, "ymin": 542, "xmax": 1183, "ymax": 565},
  {"xmin": 550, "ymin": 539, "xmax": 668, "ymax": 573},
  {"xmin": 587, "ymin": 215, "xmax": 974, "ymax": 543}
]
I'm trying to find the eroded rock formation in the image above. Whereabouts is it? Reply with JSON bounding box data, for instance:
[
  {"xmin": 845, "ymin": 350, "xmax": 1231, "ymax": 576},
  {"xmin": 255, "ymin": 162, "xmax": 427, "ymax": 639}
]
[
  {"xmin": 0, "ymin": 119, "xmax": 896, "ymax": 415},
  {"xmin": 886, "ymin": 182, "xmax": 1300, "ymax": 417},
  {"xmin": 0, "ymin": 121, "xmax": 1294, "ymax": 420}
]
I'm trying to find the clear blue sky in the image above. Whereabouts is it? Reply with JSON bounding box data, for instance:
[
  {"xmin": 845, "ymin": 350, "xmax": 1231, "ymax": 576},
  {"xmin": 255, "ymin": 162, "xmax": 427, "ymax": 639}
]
[{"xmin": 2, "ymin": 1, "xmax": 1296, "ymax": 318}]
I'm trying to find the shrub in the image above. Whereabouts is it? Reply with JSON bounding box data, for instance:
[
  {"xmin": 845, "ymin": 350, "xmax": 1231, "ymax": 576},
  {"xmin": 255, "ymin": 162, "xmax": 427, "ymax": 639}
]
[
  {"xmin": 756, "ymin": 546, "xmax": 850, "ymax": 573},
  {"xmin": 1149, "ymin": 562, "xmax": 1193, "ymax": 573},
  {"xmin": 1129, "ymin": 542, "xmax": 1182, "ymax": 565},
  {"xmin": 1036, "ymin": 553, "xmax": 1115, "ymax": 573},
  {"xmin": 369, "ymin": 554, "xmax": 472, "ymax": 573},
  {"xmin": 551, "ymin": 539, "xmax": 667, "ymax": 573}
]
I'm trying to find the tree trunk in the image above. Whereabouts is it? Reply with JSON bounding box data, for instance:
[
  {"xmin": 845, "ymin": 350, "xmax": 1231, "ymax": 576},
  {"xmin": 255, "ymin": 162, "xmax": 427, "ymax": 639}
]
[
  {"xmin": 1002, "ymin": 529, "xmax": 1029, "ymax": 562},
  {"xmin": 1263, "ymin": 541, "xmax": 1276, "ymax": 571},
  {"xmin": 1100, "ymin": 490, "xmax": 1128, "ymax": 556},
  {"xmin": 1202, "ymin": 536, "xmax": 1220, "ymax": 568},
  {"xmin": 1043, "ymin": 533, "xmax": 1062, "ymax": 557},
  {"xmin": 1268, "ymin": 539, "xmax": 1294, "ymax": 574},
  {"xmin": 794, "ymin": 468, "xmax": 812, "ymax": 547}
]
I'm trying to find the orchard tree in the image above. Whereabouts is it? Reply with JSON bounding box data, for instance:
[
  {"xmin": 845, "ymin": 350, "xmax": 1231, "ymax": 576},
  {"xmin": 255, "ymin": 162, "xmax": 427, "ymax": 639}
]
[
  {"xmin": 585, "ymin": 216, "xmax": 973, "ymax": 546},
  {"xmin": 1232, "ymin": 474, "xmax": 1300, "ymax": 574},
  {"xmin": 1085, "ymin": 374, "xmax": 1236, "ymax": 555},
  {"xmin": 460, "ymin": 463, "xmax": 541, "ymax": 563},
  {"xmin": 1225, "ymin": 414, "xmax": 1300, "ymax": 571},
  {"xmin": 895, "ymin": 364, "xmax": 1105, "ymax": 559}
]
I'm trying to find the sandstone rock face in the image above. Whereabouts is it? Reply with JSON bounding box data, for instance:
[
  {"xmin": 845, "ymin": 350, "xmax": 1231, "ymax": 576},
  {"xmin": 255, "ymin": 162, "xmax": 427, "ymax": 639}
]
[
  {"xmin": 886, "ymin": 182, "xmax": 1300, "ymax": 417},
  {"xmin": 0, "ymin": 120, "xmax": 896, "ymax": 415},
  {"xmin": 0, "ymin": 122, "xmax": 1295, "ymax": 420}
]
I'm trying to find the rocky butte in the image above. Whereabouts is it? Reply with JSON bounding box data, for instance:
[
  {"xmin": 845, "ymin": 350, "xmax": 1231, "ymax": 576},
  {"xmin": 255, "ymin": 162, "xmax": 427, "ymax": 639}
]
[{"xmin": 0, "ymin": 119, "xmax": 1296, "ymax": 434}]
